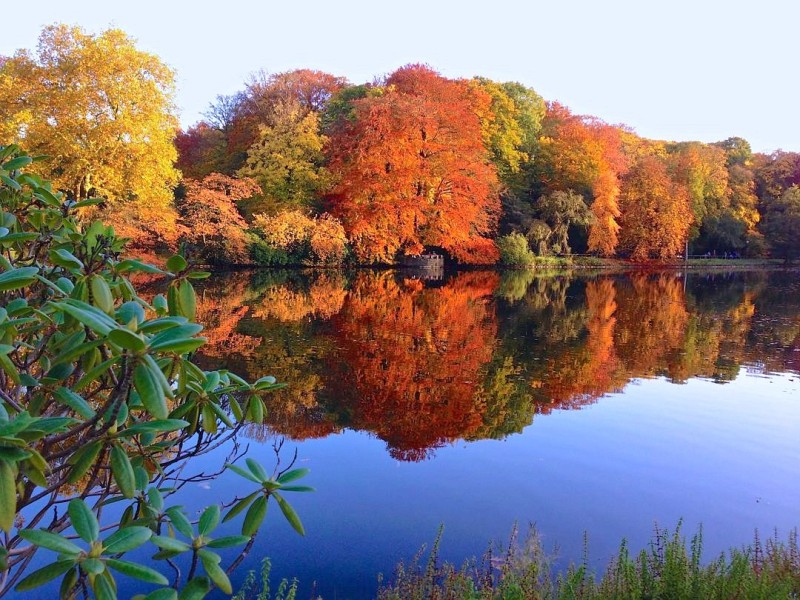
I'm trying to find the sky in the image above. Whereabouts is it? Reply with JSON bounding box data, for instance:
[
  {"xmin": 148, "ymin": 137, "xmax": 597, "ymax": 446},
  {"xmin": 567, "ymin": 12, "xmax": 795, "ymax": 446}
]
[{"xmin": 3, "ymin": 0, "xmax": 799, "ymax": 153}]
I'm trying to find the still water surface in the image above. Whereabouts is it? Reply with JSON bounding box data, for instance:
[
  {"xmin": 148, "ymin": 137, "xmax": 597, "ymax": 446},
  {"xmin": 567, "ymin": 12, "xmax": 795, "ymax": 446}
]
[{"xmin": 181, "ymin": 269, "xmax": 800, "ymax": 598}]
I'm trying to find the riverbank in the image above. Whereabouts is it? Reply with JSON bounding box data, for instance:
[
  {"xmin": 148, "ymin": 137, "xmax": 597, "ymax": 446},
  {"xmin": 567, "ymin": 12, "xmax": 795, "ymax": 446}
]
[{"xmin": 523, "ymin": 256, "xmax": 792, "ymax": 270}]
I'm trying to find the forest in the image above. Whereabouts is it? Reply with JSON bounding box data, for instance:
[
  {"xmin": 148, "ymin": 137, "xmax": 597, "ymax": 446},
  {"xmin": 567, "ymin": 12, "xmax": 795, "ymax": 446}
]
[{"xmin": 2, "ymin": 24, "xmax": 800, "ymax": 266}]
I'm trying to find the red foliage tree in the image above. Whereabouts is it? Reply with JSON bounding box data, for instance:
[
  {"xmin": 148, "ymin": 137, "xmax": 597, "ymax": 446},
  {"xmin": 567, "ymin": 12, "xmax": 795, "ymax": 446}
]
[{"xmin": 326, "ymin": 65, "xmax": 501, "ymax": 264}]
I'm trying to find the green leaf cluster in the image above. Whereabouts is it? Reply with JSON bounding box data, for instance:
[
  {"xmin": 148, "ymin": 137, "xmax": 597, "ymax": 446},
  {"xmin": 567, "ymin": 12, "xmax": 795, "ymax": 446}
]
[{"xmin": 0, "ymin": 147, "xmax": 310, "ymax": 599}]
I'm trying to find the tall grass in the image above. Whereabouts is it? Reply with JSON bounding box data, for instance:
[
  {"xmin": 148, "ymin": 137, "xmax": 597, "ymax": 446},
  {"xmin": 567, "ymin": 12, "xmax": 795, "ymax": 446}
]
[{"xmin": 377, "ymin": 523, "xmax": 800, "ymax": 600}]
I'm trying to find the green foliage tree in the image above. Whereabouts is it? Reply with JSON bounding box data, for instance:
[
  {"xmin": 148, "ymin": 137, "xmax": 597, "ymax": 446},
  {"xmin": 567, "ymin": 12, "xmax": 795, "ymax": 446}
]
[
  {"xmin": 535, "ymin": 190, "xmax": 592, "ymax": 255},
  {"xmin": 762, "ymin": 185, "xmax": 800, "ymax": 261},
  {"xmin": 497, "ymin": 233, "xmax": 535, "ymax": 267},
  {"xmin": 0, "ymin": 146, "xmax": 311, "ymax": 599}
]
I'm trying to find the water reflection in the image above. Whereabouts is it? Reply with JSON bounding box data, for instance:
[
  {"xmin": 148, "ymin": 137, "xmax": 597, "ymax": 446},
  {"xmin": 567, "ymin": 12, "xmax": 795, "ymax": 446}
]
[{"xmin": 194, "ymin": 269, "xmax": 800, "ymax": 460}]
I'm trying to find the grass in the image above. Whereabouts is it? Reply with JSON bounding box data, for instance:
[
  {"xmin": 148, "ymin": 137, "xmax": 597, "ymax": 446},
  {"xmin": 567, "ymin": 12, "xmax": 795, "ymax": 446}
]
[
  {"xmin": 376, "ymin": 523, "xmax": 800, "ymax": 600},
  {"xmin": 234, "ymin": 524, "xmax": 800, "ymax": 599}
]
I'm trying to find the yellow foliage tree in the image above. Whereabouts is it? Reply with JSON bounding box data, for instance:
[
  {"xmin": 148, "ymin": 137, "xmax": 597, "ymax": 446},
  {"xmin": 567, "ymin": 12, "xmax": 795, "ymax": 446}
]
[
  {"xmin": 0, "ymin": 25, "xmax": 180, "ymax": 253},
  {"xmin": 252, "ymin": 210, "xmax": 347, "ymax": 264},
  {"xmin": 238, "ymin": 101, "xmax": 331, "ymax": 215}
]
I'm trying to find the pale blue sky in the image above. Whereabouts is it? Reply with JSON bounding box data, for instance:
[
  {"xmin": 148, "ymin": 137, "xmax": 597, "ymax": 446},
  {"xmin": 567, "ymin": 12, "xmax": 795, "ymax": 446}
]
[{"xmin": 4, "ymin": 0, "xmax": 798, "ymax": 153}]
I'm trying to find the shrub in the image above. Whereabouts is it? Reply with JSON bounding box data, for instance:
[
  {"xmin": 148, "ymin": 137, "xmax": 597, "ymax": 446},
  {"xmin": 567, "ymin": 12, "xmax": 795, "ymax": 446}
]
[
  {"xmin": 497, "ymin": 233, "xmax": 536, "ymax": 267},
  {"xmin": 251, "ymin": 211, "xmax": 347, "ymax": 266},
  {"xmin": 0, "ymin": 146, "xmax": 311, "ymax": 599}
]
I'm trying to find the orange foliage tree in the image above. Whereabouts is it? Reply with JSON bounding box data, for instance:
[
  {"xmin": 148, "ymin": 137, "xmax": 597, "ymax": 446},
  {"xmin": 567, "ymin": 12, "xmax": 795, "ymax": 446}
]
[
  {"xmin": 619, "ymin": 156, "xmax": 693, "ymax": 259},
  {"xmin": 177, "ymin": 173, "xmax": 260, "ymax": 264},
  {"xmin": 536, "ymin": 103, "xmax": 629, "ymax": 256},
  {"xmin": 326, "ymin": 65, "xmax": 501, "ymax": 264}
]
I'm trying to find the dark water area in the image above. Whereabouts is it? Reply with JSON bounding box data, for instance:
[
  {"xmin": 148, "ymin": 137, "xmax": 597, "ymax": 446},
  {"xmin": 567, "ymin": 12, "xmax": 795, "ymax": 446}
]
[{"xmin": 159, "ymin": 268, "xmax": 800, "ymax": 598}]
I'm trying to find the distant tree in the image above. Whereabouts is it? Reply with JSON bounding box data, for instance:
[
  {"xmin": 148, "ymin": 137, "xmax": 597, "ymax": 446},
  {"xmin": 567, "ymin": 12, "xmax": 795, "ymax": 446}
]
[
  {"xmin": 177, "ymin": 174, "xmax": 260, "ymax": 264},
  {"xmin": 668, "ymin": 142, "xmax": 730, "ymax": 236},
  {"xmin": 753, "ymin": 151, "xmax": 800, "ymax": 201},
  {"xmin": 534, "ymin": 103, "xmax": 628, "ymax": 256},
  {"xmin": 472, "ymin": 77, "xmax": 527, "ymax": 181},
  {"xmin": 762, "ymin": 186, "xmax": 800, "ymax": 261},
  {"xmin": 175, "ymin": 122, "xmax": 228, "ymax": 179},
  {"xmin": 619, "ymin": 156, "xmax": 693, "ymax": 259},
  {"xmin": 714, "ymin": 136, "xmax": 752, "ymax": 167},
  {"xmin": 227, "ymin": 69, "xmax": 347, "ymax": 168},
  {"xmin": 536, "ymin": 190, "xmax": 593, "ymax": 255},
  {"xmin": 238, "ymin": 101, "xmax": 331, "ymax": 214}
]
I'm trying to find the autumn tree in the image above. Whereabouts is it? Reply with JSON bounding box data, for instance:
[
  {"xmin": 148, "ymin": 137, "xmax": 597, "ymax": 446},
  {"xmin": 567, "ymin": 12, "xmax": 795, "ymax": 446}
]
[
  {"xmin": 668, "ymin": 142, "xmax": 730, "ymax": 240},
  {"xmin": 0, "ymin": 25, "xmax": 179, "ymax": 223},
  {"xmin": 238, "ymin": 100, "xmax": 331, "ymax": 214},
  {"xmin": 619, "ymin": 156, "xmax": 693, "ymax": 259},
  {"xmin": 533, "ymin": 103, "xmax": 628, "ymax": 256},
  {"xmin": 177, "ymin": 173, "xmax": 260, "ymax": 264},
  {"xmin": 226, "ymin": 69, "xmax": 347, "ymax": 169},
  {"xmin": 175, "ymin": 122, "xmax": 228, "ymax": 179},
  {"xmin": 753, "ymin": 150, "xmax": 800, "ymax": 201},
  {"xmin": 326, "ymin": 64, "xmax": 500, "ymax": 264}
]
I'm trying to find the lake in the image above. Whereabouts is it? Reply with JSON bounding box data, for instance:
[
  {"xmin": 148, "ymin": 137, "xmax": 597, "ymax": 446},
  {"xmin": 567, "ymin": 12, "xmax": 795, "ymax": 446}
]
[{"xmin": 138, "ymin": 269, "xmax": 800, "ymax": 597}]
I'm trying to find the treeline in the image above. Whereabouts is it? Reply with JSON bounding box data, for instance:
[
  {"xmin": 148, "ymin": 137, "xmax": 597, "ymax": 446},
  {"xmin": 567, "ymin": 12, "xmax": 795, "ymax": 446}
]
[{"xmin": 2, "ymin": 25, "xmax": 800, "ymax": 264}]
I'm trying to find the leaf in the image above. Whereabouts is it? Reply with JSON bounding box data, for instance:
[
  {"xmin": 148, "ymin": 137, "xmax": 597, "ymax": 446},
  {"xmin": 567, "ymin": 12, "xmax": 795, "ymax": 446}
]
[
  {"xmin": 54, "ymin": 387, "xmax": 96, "ymax": 419},
  {"xmin": 165, "ymin": 255, "xmax": 187, "ymax": 273},
  {"xmin": 150, "ymin": 535, "xmax": 191, "ymax": 553},
  {"xmin": 197, "ymin": 505, "xmax": 219, "ymax": 536},
  {"xmin": 116, "ymin": 259, "xmax": 163, "ymax": 275},
  {"xmin": 0, "ymin": 266, "xmax": 39, "ymax": 291},
  {"xmin": 109, "ymin": 328, "xmax": 146, "ymax": 352},
  {"xmin": 68, "ymin": 499, "xmax": 99, "ymax": 543},
  {"xmin": 55, "ymin": 299, "xmax": 116, "ymax": 336},
  {"xmin": 110, "ymin": 444, "xmax": 136, "ymax": 499},
  {"xmin": 3, "ymin": 156, "xmax": 33, "ymax": 171},
  {"xmin": 90, "ymin": 275, "xmax": 115, "ymax": 314},
  {"xmin": 49, "ymin": 249, "xmax": 84, "ymax": 271},
  {"xmin": 276, "ymin": 468, "xmax": 310, "ymax": 485},
  {"xmin": 66, "ymin": 441, "xmax": 103, "ymax": 483},
  {"xmin": 18, "ymin": 529, "xmax": 82, "ymax": 555},
  {"xmin": 245, "ymin": 458, "xmax": 269, "ymax": 483},
  {"xmin": 144, "ymin": 589, "xmax": 178, "ymax": 600},
  {"xmin": 225, "ymin": 463, "xmax": 261, "ymax": 484},
  {"xmin": 80, "ymin": 557, "xmax": 105, "ymax": 575},
  {"xmin": 164, "ymin": 507, "xmax": 193, "ymax": 539},
  {"xmin": 15, "ymin": 560, "xmax": 75, "ymax": 591},
  {"xmin": 177, "ymin": 577, "xmax": 211, "ymax": 600},
  {"xmin": 102, "ymin": 526, "xmax": 153, "ymax": 554},
  {"xmin": 274, "ymin": 493, "xmax": 305, "ymax": 536},
  {"xmin": 0, "ymin": 460, "xmax": 16, "ymax": 533},
  {"xmin": 205, "ymin": 535, "xmax": 250, "ymax": 549},
  {"xmin": 91, "ymin": 569, "xmax": 116, "ymax": 600},
  {"xmin": 133, "ymin": 363, "xmax": 168, "ymax": 420},
  {"xmin": 118, "ymin": 420, "xmax": 189, "ymax": 437},
  {"xmin": 278, "ymin": 485, "xmax": 315, "ymax": 493},
  {"xmin": 200, "ymin": 551, "xmax": 232, "ymax": 594},
  {"xmin": 177, "ymin": 279, "xmax": 197, "ymax": 320},
  {"xmin": 106, "ymin": 559, "xmax": 168, "ymax": 585},
  {"xmin": 241, "ymin": 495, "xmax": 267, "ymax": 536},
  {"xmin": 222, "ymin": 491, "xmax": 259, "ymax": 524}
]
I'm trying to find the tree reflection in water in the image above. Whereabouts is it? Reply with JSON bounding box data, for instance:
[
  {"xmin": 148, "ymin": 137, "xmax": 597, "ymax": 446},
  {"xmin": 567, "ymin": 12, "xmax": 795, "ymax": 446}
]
[{"xmin": 194, "ymin": 269, "xmax": 800, "ymax": 461}]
